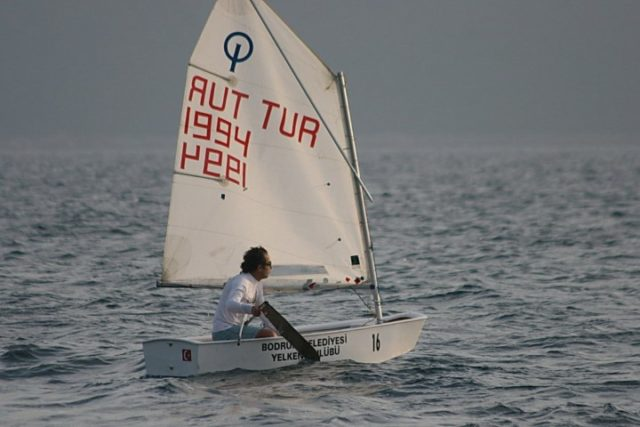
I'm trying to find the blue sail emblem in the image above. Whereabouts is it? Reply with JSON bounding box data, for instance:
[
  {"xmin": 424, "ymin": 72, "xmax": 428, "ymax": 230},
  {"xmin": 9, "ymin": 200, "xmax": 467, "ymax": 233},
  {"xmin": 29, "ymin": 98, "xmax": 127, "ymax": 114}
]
[{"xmin": 224, "ymin": 32, "xmax": 254, "ymax": 72}]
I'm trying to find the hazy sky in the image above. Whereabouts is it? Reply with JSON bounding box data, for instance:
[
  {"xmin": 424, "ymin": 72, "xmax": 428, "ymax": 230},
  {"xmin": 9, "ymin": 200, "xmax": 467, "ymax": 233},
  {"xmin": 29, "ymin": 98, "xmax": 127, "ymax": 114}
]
[{"xmin": 1, "ymin": 0, "xmax": 639, "ymax": 146}]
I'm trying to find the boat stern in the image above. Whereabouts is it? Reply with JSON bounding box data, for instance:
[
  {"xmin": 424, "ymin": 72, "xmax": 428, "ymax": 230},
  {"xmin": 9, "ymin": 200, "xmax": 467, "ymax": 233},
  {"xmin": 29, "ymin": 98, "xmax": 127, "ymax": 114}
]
[{"xmin": 143, "ymin": 337, "xmax": 207, "ymax": 377}]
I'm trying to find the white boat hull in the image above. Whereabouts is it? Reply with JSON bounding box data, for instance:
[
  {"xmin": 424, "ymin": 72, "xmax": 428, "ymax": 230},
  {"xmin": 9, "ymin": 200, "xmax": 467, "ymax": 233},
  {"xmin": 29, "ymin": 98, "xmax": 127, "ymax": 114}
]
[{"xmin": 143, "ymin": 312, "xmax": 426, "ymax": 377}]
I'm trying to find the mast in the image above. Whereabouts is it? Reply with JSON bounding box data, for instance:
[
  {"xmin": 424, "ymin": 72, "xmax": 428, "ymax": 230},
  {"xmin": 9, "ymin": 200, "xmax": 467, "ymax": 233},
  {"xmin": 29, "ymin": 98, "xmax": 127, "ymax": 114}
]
[{"xmin": 337, "ymin": 72, "xmax": 383, "ymax": 323}]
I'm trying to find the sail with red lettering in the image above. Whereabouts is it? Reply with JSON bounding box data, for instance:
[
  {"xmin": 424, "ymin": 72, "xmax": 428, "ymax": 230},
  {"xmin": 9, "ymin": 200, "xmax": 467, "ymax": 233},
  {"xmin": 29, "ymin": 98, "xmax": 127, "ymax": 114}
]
[{"xmin": 160, "ymin": 0, "xmax": 372, "ymax": 290}]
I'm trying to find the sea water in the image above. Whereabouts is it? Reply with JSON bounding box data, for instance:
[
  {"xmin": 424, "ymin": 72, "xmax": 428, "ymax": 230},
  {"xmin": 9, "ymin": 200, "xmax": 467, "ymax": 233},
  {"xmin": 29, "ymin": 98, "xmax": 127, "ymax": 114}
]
[{"xmin": 1, "ymin": 140, "xmax": 639, "ymax": 426}]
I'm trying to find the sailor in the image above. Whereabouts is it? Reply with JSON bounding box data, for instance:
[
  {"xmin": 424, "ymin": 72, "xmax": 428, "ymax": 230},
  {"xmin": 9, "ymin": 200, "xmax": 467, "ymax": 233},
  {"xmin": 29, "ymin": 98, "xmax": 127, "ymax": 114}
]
[{"xmin": 212, "ymin": 246, "xmax": 278, "ymax": 340}]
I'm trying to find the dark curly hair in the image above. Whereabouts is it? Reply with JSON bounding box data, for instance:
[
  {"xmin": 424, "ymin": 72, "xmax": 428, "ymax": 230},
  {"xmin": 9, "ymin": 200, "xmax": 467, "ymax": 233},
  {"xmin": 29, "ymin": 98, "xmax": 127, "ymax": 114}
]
[{"xmin": 241, "ymin": 246, "xmax": 268, "ymax": 273}]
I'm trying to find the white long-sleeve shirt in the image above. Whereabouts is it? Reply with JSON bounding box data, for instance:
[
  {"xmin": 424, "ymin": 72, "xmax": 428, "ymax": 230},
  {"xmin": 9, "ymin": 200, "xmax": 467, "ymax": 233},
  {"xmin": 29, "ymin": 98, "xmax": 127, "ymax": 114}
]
[{"xmin": 212, "ymin": 272, "xmax": 268, "ymax": 333}]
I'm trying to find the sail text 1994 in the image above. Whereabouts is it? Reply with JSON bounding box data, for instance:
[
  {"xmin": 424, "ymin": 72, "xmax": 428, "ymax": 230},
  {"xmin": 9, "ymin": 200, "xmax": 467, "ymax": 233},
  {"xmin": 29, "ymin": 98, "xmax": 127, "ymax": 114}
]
[{"xmin": 178, "ymin": 74, "xmax": 321, "ymax": 188}]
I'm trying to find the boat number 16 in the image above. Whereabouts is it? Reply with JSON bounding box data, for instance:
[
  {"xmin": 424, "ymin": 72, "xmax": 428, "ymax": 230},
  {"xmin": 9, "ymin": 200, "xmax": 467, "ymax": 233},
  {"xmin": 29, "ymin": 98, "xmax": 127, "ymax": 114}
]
[{"xmin": 372, "ymin": 333, "xmax": 381, "ymax": 352}]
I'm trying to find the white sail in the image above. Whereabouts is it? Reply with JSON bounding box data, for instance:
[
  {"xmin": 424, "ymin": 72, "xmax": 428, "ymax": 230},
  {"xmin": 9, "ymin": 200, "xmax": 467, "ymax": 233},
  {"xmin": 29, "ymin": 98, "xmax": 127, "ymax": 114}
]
[{"xmin": 161, "ymin": 0, "xmax": 370, "ymax": 290}]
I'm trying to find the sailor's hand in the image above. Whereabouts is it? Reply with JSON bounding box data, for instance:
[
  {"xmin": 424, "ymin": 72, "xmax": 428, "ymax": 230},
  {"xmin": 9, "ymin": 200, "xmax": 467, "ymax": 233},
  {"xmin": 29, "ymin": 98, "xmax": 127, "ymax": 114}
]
[{"xmin": 251, "ymin": 305, "xmax": 261, "ymax": 317}]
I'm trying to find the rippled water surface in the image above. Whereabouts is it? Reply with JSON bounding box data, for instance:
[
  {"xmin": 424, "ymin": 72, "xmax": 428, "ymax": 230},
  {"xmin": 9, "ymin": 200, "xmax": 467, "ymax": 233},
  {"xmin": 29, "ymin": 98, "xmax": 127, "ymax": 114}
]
[{"xmin": 1, "ymin": 141, "xmax": 639, "ymax": 426}]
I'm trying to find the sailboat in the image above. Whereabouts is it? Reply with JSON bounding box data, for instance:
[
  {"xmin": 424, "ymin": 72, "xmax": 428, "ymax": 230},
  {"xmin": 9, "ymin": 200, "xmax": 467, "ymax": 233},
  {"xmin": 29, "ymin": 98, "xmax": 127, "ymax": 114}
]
[{"xmin": 143, "ymin": 0, "xmax": 426, "ymax": 377}]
